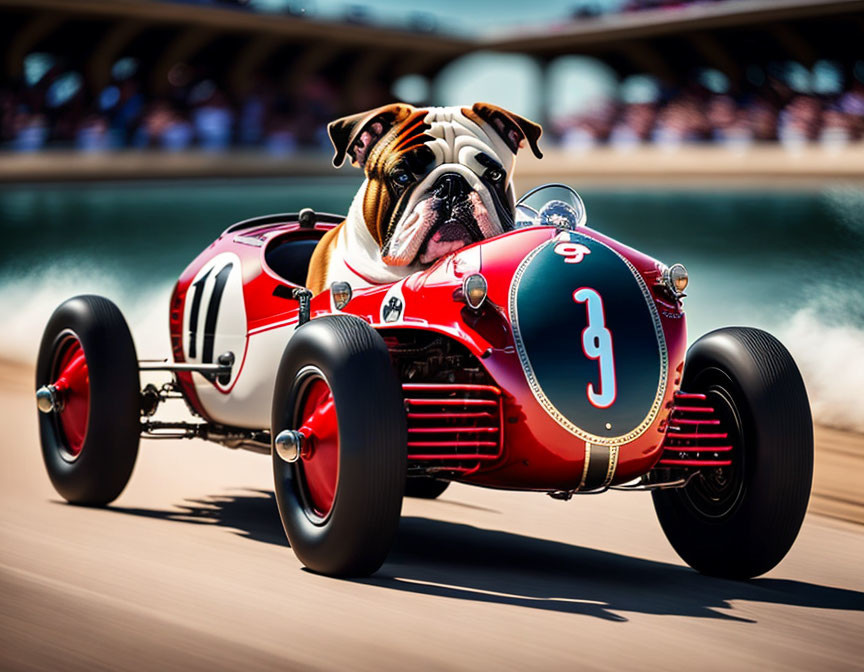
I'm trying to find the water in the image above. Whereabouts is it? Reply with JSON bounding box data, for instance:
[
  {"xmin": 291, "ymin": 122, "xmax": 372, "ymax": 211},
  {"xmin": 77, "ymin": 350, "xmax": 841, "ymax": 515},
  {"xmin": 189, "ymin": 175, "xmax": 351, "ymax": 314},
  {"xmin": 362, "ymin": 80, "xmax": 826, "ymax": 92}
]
[{"xmin": 1, "ymin": 179, "xmax": 862, "ymax": 431}]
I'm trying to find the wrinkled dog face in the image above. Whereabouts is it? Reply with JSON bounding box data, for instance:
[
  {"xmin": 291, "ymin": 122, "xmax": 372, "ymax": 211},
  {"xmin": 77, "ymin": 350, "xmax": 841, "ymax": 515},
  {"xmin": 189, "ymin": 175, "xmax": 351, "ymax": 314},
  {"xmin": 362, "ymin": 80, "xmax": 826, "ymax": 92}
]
[{"xmin": 329, "ymin": 104, "xmax": 542, "ymax": 266}]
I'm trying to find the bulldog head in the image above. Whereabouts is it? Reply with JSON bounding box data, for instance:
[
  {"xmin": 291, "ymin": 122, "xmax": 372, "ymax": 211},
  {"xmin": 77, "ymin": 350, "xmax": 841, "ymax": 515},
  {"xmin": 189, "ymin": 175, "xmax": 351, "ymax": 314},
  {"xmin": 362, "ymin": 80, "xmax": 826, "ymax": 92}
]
[{"xmin": 329, "ymin": 103, "xmax": 542, "ymax": 266}]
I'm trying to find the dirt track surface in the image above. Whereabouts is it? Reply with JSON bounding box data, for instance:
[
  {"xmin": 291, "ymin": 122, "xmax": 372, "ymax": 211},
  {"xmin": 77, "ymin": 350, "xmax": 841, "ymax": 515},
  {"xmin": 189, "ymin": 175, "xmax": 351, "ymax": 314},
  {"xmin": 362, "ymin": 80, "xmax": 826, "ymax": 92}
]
[{"xmin": 1, "ymin": 363, "xmax": 863, "ymax": 671}]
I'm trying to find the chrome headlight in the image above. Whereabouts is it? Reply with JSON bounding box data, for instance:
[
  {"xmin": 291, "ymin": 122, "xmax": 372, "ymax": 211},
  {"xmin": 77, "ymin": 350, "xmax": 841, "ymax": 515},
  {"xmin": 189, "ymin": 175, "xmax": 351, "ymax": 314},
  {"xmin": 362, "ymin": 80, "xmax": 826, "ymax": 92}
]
[
  {"xmin": 462, "ymin": 273, "xmax": 488, "ymax": 310},
  {"xmin": 662, "ymin": 263, "xmax": 689, "ymax": 298},
  {"xmin": 330, "ymin": 281, "xmax": 352, "ymax": 310}
]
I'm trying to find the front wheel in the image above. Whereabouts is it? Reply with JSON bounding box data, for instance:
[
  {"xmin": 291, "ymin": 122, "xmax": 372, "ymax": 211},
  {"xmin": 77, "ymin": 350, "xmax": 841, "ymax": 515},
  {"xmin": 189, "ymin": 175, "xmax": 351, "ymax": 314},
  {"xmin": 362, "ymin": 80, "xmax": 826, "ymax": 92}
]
[
  {"xmin": 271, "ymin": 315, "xmax": 406, "ymax": 577},
  {"xmin": 35, "ymin": 295, "xmax": 141, "ymax": 506},
  {"xmin": 652, "ymin": 327, "xmax": 813, "ymax": 579}
]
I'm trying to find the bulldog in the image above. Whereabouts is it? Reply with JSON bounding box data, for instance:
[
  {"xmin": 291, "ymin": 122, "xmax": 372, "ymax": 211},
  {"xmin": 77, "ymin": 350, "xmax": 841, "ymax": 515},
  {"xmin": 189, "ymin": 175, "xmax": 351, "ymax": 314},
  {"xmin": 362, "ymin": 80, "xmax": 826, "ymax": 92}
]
[{"xmin": 305, "ymin": 102, "xmax": 542, "ymax": 295}]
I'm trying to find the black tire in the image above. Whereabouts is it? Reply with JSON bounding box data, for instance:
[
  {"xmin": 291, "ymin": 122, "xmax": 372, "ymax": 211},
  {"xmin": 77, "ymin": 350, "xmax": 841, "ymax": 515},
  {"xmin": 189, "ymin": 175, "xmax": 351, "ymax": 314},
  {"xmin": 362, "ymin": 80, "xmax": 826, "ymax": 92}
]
[
  {"xmin": 271, "ymin": 315, "xmax": 406, "ymax": 577},
  {"xmin": 405, "ymin": 477, "xmax": 450, "ymax": 499},
  {"xmin": 36, "ymin": 295, "xmax": 141, "ymax": 506},
  {"xmin": 652, "ymin": 327, "xmax": 813, "ymax": 579}
]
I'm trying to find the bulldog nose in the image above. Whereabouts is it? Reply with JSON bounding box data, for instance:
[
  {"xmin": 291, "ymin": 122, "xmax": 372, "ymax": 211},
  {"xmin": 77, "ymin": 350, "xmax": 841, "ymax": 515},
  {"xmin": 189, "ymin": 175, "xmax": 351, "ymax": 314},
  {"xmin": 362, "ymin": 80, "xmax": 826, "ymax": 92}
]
[{"xmin": 434, "ymin": 173, "xmax": 468, "ymax": 203}]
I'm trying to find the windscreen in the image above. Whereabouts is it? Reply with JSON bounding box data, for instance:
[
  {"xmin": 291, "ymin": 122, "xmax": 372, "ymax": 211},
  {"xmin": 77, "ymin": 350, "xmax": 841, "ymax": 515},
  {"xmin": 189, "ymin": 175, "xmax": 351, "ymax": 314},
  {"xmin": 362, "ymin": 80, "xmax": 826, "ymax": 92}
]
[{"xmin": 514, "ymin": 183, "xmax": 588, "ymax": 230}]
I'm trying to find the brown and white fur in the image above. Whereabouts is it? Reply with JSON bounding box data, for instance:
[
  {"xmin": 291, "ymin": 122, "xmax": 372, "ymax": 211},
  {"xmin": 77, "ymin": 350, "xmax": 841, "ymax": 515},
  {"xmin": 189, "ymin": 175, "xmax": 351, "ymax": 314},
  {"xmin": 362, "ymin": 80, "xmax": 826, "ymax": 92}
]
[{"xmin": 306, "ymin": 103, "xmax": 542, "ymax": 294}]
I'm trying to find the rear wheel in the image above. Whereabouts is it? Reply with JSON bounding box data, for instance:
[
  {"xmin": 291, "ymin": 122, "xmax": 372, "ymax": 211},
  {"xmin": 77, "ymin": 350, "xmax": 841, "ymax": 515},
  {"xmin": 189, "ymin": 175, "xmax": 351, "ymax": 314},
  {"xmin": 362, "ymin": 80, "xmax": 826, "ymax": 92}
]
[
  {"xmin": 271, "ymin": 315, "xmax": 406, "ymax": 577},
  {"xmin": 405, "ymin": 477, "xmax": 450, "ymax": 499},
  {"xmin": 36, "ymin": 295, "xmax": 141, "ymax": 506},
  {"xmin": 652, "ymin": 327, "xmax": 813, "ymax": 579}
]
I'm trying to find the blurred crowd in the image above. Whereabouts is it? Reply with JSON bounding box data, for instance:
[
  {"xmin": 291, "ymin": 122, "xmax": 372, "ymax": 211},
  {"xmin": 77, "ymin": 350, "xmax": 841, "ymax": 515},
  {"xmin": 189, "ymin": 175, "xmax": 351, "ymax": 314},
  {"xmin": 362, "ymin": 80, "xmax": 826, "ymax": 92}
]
[
  {"xmin": 0, "ymin": 62, "xmax": 349, "ymax": 154},
  {"xmin": 5, "ymin": 51, "xmax": 864, "ymax": 155},
  {"xmin": 552, "ymin": 76, "xmax": 864, "ymax": 152}
]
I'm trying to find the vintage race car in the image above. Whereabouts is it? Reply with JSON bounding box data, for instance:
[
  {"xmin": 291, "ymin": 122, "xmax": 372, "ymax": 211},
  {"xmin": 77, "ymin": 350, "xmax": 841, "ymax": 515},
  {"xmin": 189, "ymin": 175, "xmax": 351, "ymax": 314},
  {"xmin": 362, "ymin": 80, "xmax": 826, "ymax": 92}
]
[{"xmin": 35, "ymin": 184, "xmax": 813, "ymax": 578}]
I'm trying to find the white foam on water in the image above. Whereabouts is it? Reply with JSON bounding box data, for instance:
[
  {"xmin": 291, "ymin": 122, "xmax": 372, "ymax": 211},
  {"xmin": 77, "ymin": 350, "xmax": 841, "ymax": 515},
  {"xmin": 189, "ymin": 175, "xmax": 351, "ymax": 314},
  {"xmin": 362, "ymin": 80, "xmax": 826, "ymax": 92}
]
[
  {"xmin": 779, "ymin": 308, "xmax": 864, "ymax": 434},
  {"xmin": 0, "ymin": 265, "xmax": 173, "ymax": 365}
]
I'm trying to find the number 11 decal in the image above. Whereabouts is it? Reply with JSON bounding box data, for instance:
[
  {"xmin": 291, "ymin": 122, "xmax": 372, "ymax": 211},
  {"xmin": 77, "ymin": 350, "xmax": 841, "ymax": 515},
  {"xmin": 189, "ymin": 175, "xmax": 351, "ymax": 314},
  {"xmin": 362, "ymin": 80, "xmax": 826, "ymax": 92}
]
[
  {"xmin": 188, "ymin": 262, "xmax": 233, "ymax": 363},
  {"xmin": 573, "ymin": 287, "xmax": 617, "ymax": 408}
]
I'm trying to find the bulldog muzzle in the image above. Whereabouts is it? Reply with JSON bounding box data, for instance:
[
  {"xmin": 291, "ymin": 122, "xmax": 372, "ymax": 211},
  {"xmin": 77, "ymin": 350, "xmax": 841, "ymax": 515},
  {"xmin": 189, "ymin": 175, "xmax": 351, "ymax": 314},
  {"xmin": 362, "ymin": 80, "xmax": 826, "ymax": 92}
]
[{"xmin": 416, "ymin": 173, "xmax": 485, "ymax": 264}]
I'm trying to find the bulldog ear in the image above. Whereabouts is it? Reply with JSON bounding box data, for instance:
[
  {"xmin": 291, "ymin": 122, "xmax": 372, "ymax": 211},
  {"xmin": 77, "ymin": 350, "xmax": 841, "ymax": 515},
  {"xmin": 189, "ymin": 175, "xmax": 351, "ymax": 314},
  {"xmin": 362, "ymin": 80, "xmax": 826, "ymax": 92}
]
[
  {"xmin": 467, "ymin": 102, "xmax": 543, "ymax": 159},
  {"xmin": 328, "ymin": 103, "xmax": 415, "ymax": 168}
]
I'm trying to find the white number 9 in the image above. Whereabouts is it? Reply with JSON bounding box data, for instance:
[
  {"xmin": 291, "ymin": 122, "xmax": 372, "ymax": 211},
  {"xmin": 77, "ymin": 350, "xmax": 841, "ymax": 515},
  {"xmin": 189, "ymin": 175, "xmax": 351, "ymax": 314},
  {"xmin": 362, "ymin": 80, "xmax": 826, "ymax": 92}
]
[{"xmin": 572, "ymin": 287, "xmax": 617, "ymax": 409}]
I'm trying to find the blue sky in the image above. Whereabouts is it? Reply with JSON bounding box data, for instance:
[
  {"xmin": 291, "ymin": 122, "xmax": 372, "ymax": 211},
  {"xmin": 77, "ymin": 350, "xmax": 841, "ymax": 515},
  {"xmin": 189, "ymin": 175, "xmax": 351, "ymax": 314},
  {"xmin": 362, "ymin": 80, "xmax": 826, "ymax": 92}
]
[{"xmin": 252, "ymin": 0, "xmax": 627, "ymax": 35}]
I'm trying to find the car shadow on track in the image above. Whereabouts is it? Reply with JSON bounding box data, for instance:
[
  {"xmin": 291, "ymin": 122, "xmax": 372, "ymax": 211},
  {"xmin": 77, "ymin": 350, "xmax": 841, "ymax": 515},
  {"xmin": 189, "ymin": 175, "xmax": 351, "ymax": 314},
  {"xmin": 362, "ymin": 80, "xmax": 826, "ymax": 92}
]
[
  {"xmin": 370, "ymin": 516, "xmax": 864, "ymax": 623},
  {"xmin": 106, "ymin": 489, "xmax": 864, "ymax": 623},
  {"xmin": 106, "ymin": 488, "xmax": 286, "ymax": 547}
]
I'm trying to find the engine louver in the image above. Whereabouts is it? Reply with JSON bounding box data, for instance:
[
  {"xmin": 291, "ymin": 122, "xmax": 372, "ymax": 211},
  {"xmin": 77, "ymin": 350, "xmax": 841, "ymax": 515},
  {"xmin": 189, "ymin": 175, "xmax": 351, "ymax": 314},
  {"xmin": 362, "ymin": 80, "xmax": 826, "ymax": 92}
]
[
  {"xmin": 658, "ymin": 391, "xmax": 732, "ymax": 468},
  {"xmin": 403, "ymin": 383, "xmax": 504, "ymax": 475}
]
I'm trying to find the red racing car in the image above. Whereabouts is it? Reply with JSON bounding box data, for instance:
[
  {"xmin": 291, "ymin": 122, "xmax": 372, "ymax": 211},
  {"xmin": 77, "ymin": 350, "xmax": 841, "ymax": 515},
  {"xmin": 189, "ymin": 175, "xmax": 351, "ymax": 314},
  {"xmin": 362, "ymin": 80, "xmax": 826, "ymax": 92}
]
[{"xmin": 35, "ymin": 184, "xmax": 813, "ymax": 578}]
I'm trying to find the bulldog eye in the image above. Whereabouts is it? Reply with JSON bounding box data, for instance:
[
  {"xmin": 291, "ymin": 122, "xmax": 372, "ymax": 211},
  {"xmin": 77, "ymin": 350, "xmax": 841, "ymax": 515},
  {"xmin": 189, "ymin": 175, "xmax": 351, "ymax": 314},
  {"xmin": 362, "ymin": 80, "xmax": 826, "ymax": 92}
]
[
  {"xmin": 391, "ymin": 171, "xmax": 412, "ymax": 187},
  {"xmin": 486, "ymin": 168, "xmax": 504, "ymax": 183}
]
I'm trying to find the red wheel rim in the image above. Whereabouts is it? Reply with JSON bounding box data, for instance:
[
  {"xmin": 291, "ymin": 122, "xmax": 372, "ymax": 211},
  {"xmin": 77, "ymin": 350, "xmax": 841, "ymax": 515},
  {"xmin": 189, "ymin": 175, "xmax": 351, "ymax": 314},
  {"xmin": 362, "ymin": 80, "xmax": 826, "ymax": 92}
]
[
  {"xmin": 297, "ymin": 375, "xmax": 339, "ymax": 518},
  {"xmin": 53, "ymin": 336, "xmax": 90, "ymax": 459}
]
